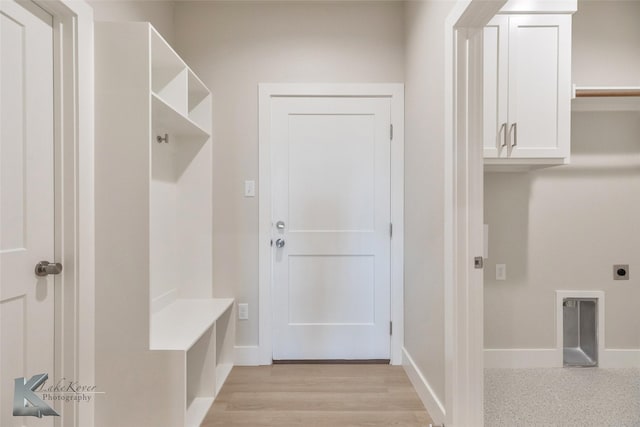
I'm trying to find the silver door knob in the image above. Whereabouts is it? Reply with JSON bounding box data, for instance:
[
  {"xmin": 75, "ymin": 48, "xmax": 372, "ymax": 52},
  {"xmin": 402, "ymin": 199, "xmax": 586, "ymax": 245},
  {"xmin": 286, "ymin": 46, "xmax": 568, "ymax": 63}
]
[
  {"xmin": 276, "ymin": 221, "xmax": 285, "ymax": 230},
  {"xmin": 275, "ymin": 239, "xmax": 285, "ymax": 248},
  {"xmin": 35, "ymin": 261, "xmax": 63, "ymax": 277}
]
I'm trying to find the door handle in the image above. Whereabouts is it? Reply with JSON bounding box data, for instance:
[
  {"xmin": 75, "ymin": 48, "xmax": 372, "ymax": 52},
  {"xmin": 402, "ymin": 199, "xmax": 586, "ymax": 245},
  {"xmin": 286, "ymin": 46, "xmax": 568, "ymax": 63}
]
[
  {"xmin": 275, "ymin": 239, "xmax": 285, "ymax": 248},
  {"xmin": 35, "ymin": 261, "xmax": 63, "ymax": 277},
  {"xmin": 499, "ymin": 122, "xmax": 507, "ymax": 148},
  {"xmin": 511, "ymin": 122, "xmax": 517, "ymax": 148}
]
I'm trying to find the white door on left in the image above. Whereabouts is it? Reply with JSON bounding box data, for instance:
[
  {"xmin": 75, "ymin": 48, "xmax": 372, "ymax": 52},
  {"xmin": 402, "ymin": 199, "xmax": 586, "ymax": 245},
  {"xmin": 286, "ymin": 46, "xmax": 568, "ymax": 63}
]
[{"xmin": 0, "ymin": 1, "xmax": 56, "ymax": 425}]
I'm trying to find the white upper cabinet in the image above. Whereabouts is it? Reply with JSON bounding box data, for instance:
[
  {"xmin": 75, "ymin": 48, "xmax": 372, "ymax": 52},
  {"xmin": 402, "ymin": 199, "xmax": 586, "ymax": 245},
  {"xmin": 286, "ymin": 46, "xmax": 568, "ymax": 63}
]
[{"xmin": 484, "ymin": 13, "xmax": 572, "ymax": 167}]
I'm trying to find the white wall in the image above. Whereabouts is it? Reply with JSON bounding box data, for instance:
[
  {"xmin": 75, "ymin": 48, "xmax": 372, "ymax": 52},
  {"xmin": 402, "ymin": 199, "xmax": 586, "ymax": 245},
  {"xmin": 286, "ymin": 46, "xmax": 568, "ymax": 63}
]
[
  {"xmin": 404, "ymin": 0, "xmax": 456, "ymax": 407},
  {"xmin": 484, "ymin": 0, "xmax": 640, "ymax": 352},
  {"xmin": 173, "ymin": 1, "xmax": 405, "ymax": 347},
  {"xmin": 88, "ymin": 0, "xmax": 175, "ymax": 43},
  {"xmin": 572, "ymin": 0, "xmax": 640, "ymax": 86}
]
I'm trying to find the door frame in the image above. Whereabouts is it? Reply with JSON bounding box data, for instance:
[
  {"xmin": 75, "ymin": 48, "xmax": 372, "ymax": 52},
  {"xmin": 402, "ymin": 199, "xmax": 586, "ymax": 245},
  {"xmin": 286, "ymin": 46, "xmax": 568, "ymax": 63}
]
[
  {"xmin": 29, "ymin": 1, "xmax": 95, "ymax": 426},
  {"xmin": 256, "ymin": 83, "xmax": 404, "ymax": 365},
  {"xmin": 444, "ymin": 1, "xmax": 506, "ymax": 426}
]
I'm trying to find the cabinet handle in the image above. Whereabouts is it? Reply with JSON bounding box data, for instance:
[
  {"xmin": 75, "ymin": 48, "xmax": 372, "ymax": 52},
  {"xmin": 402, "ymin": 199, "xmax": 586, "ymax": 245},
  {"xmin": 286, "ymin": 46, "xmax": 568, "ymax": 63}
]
[
  {"xmin": 511, "ymin": 123, "xmax": 518, "ymax": 148},
  {"xmin": 499, "ymin": 123, "xmax": 507, "ymax": 148}
]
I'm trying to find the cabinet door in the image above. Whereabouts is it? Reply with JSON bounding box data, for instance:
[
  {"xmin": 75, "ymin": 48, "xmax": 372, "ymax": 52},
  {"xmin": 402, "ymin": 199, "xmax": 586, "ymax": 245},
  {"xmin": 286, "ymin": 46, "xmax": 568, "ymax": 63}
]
[
  {"xmin": 483, "ymin": 16, "xmax": 509, "ymax": 158},
  {"xmin": 507, "ymin": 15, "xmax": 571, "ymax": 159}
]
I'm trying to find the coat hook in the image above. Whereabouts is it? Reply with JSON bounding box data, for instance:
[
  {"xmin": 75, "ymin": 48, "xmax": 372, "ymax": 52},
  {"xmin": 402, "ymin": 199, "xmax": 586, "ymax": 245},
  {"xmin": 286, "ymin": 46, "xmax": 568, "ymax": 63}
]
[{"xmin": 156, "ymin": 133, "xmax": 169, "ymax": 144}]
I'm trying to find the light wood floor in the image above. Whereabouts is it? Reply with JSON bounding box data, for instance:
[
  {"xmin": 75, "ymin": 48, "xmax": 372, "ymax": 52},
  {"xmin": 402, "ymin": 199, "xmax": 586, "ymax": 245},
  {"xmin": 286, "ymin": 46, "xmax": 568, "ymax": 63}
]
[{"xmin": 201, "ymin": 364, "xmax": 432, "ymax": 426}]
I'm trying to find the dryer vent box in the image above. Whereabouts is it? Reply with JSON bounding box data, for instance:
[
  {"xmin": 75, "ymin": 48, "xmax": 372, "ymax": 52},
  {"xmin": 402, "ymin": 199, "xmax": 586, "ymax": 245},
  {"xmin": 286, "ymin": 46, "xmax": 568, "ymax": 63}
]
[{"xmin": 563, "ymin": 298, "xmax": 598, "ymax": 367}]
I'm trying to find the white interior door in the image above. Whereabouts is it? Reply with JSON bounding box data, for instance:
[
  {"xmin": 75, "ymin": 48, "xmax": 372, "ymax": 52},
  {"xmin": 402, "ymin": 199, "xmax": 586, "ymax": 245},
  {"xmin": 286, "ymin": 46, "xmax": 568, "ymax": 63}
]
[
  {"xmin": 0, "ymin": 0, "xmax": 55, "ymax": 424},
  {"xmin": 271, "ymin": 96, "xmax": 391, "ymax": 360}
]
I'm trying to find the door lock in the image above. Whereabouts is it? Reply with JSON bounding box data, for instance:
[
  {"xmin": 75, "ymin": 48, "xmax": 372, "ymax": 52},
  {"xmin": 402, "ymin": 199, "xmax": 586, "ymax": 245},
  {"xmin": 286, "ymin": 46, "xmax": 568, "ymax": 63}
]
[
  {"xmin": 275, "ymin": 239, "xmax": 285, "ymax": 248},
  {"xmin": 276, "ymin": 221, "xmax": 285, "ymax": 230},
  {"xmin": 474, "ymin": 256, "xmax": 484, "ymax": 269},
  {"xmin": 35, "ymin": 261, "xmax": 63, "ymax": 277}
]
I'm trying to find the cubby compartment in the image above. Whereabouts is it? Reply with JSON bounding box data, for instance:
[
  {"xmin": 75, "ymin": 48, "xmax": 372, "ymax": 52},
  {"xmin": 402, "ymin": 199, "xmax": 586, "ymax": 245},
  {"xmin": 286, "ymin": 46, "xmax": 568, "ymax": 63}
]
[
  {"xmin": 186, "ymin": 326, "xmax": 216, "ymax": 426},
  {"xmin": 215, "ymin": 306, "xmax": 235, "ymax": 394},
  {"xmin": 563, "ymin": 298, "xmax": 598, "ymax": 367},
  {"xmin": 150, "ymin": 117, "xmax": 210, "ymax": 312},
  {"xmin": 151, "ymin": 29, "xmax": 188, "ymax": 115},
  {"xmin": 150, "ymin": 137, "xmax": 208, "ymax": 313},
  {"xmin": 188, "ymin": 70, "xmax": 212, "ymax": 130}
]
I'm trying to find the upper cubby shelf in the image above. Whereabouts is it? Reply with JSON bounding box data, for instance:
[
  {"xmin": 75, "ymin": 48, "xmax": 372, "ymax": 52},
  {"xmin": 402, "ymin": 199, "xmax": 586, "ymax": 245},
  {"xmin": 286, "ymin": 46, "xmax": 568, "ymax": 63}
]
[
  {"xmin": 572, "ymin": 85, "xmax": 640, "ymax": 112},
  {"xmin": 150, "ymin": 27, "xmax": 212, "ymax": 130},
  {"xmin": 152, "ymin": 93, "xmax": 209, "ymax": 139},
  {"xmin": 151, "ymin": 29, "xmax": 188, "ymax": 115},
  {"xmin": 188, "ymin": 71, "xmax": 212, "ymax": 130}
]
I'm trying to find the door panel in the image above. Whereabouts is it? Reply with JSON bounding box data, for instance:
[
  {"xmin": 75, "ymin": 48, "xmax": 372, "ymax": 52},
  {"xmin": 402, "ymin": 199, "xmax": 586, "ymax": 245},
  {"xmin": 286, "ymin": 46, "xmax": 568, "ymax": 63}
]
[
  {"xmin": 0, "ymin": 1, "xmax": 55, "ymax": 425},
  {"xmin": 288, "ymin": 114, "xmax": 375, "ymax": 232},
  {"xmin": 508, "ymin": 15, "xmax": 571, "ymax": 158},
  {"xmin": 483, "ymin": 15, "xmax": 508, "ymax": 159},
  {"xmin": 288, "ymin": 255, "xmax": 375, "ymax": 325},
  {"xmin": 271, "ymin": 97, "xmax": 391, "ymax": 360}
]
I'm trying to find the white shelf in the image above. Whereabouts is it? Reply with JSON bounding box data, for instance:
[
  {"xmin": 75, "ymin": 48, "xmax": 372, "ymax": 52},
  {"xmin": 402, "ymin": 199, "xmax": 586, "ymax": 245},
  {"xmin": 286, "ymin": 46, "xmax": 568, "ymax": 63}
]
[
  {"xmin": 185, "ymin": 397, "xmax": 215, "ymax": 427},
  {"xmin": 152, "ymin": 93, "xmax": 210, "ymax": 138},
  {"xmin": 150, "ymin": 298, "xmax": 234, "ymax": 351}
]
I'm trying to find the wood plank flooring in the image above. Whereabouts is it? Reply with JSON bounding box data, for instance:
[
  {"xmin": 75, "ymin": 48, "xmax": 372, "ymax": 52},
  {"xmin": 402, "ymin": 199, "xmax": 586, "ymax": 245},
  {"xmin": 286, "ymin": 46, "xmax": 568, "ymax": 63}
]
[{"xmin": 201, "ymin": 364, "xmax": 432, "ymax": 427}]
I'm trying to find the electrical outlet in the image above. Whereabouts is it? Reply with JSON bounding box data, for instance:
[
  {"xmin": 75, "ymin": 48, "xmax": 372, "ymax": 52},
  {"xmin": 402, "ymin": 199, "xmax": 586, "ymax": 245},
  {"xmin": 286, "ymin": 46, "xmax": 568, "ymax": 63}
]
[
  {"xmin": 238, "ymin": 303, "xmax": 249, "ymax": 320},
  {"xmin": 496, "ymin": 264, "xmax": 506, "ymax": 281},
  {"xmin": 614, "ymin": 264, "xmax": 629, "ymax": 280}
]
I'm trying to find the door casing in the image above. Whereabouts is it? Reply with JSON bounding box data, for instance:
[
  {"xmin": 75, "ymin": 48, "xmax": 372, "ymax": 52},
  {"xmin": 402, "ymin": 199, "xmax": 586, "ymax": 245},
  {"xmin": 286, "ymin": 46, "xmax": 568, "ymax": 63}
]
[
  {"xmin": 256, "ymin": 84, "xmax": 404, "ymax": 366},
  {"xmin": 29, "ymin": 1, "xmax": 95, "ymax": 426},
  {"xmin": 444, "ymin": 1, "xmax": 506, "ymax": 426}
]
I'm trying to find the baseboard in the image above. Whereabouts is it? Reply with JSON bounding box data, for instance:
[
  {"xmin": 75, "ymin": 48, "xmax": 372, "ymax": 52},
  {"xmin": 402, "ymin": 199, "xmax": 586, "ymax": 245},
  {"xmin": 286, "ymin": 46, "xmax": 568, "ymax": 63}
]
[
  {"xmin": 402, "ymin": 347, "xmax": 445, "ymax": 424},
  {"xmin": 484, "ymin": 349, "xmax": 560, "ymax": 368},
  {"xmin": 484, "ymin": 348, "xmax": 640, "ymax": 368},
  {"xmin": 234, "ymin": 345, "xmax": 261, "ymax": 366},
  {"xmin": 601, "ymin": 349, "xmax": 640, "ymax": 368}
]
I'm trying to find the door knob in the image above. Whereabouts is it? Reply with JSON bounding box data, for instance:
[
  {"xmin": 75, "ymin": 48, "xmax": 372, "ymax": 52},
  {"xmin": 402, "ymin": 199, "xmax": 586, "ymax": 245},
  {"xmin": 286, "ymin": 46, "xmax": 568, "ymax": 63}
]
[
  {"xmin": 275, "ymin": 239, "xmax": 285, "ymax": 248},
  {"xmin": 35, "ymin": 261, "xmax": 63, "ymax": 277}
]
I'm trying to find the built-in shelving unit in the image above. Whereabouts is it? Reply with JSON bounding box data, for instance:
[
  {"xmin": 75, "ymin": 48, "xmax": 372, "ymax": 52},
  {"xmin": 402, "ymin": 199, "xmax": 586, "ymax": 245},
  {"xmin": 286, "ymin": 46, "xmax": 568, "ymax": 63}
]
[
  {"xmin": 95, "ymin": 22, "xmax": 233, "ymax": 427},
  {"xmin": 572, "ymin": 85, "xmax": 640, "ymax": 111}
]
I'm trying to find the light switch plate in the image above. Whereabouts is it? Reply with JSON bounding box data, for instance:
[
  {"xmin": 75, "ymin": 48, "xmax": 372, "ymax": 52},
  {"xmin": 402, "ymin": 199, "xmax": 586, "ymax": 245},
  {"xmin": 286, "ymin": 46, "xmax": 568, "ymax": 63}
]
[
  {"xmin": 244, "ymin": 180, "xmax": 255, "ymax": 197},
  {"xmin": 238, "ymin": 303, "xmax": 249, "ymax": 320},
  {"xmin": 496, "ymin": 264, "xmax": 506, "ymax": 281}
]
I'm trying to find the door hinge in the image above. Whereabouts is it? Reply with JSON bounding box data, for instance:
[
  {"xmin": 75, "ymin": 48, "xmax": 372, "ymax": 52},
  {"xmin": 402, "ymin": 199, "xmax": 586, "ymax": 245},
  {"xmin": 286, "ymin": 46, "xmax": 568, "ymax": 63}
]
[
  {"xmin": 389, "ymin": 223, "xmax": 393, "ymax": 238},
  {"xmin": 390, "ymin": 321, "xmax": 393, "ymax": 335},
  {"xmin": 390, "ymin": 124, "xmax": 394, "ymax": 141}
]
